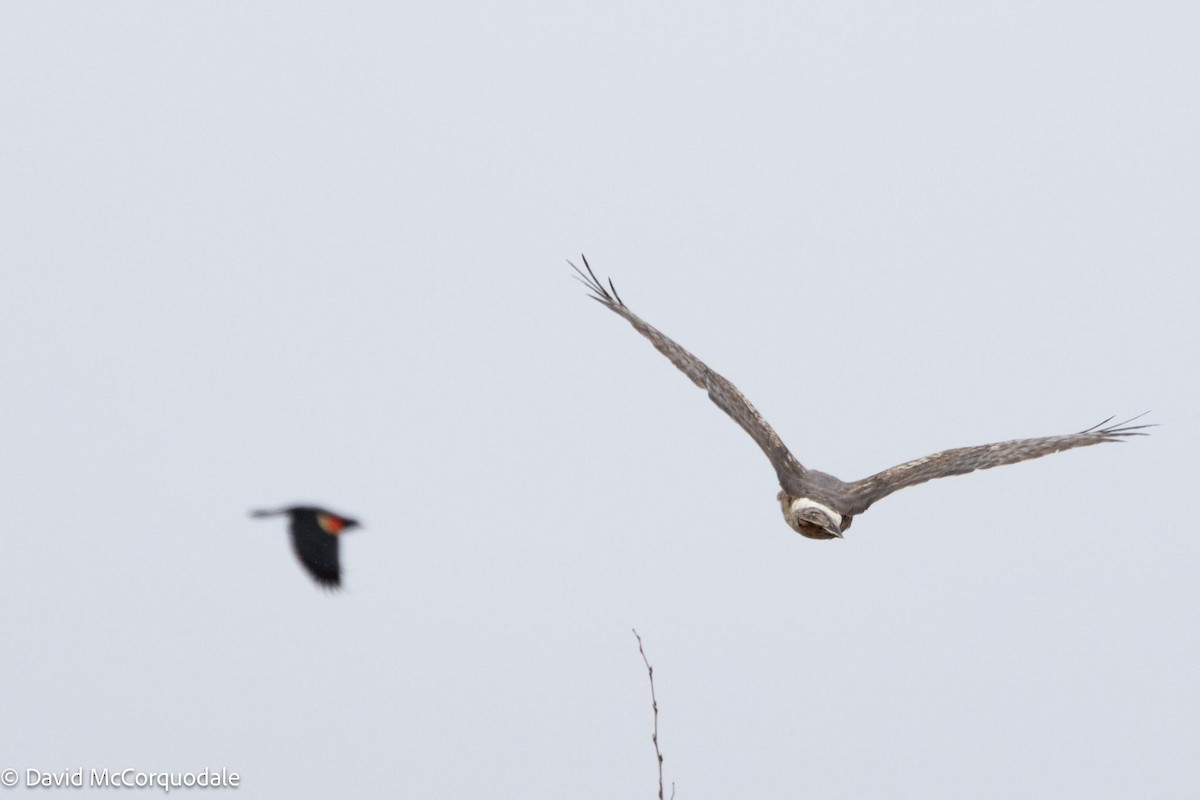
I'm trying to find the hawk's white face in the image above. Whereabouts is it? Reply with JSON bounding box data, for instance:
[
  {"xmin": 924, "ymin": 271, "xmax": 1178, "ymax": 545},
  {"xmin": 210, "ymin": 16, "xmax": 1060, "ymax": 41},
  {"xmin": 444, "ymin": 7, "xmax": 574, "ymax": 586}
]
[{"xmin": 780, "ymin": 496, "xmax": 844, "ymax": 539}]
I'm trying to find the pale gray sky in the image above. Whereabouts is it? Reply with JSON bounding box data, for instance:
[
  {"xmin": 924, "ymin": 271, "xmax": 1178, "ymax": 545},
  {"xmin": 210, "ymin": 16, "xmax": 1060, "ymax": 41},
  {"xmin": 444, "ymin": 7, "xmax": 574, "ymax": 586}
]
[{"xmin": 1, "ymin": 2, "xmax": 1197, "ymax": 797}]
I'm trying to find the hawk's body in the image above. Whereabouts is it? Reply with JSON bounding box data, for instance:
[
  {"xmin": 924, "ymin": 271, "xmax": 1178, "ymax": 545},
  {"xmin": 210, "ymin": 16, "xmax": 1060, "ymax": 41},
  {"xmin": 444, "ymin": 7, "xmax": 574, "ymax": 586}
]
[{"xmin": 572, "ymin": 257, "xmax": 1150, "ymax": 538}]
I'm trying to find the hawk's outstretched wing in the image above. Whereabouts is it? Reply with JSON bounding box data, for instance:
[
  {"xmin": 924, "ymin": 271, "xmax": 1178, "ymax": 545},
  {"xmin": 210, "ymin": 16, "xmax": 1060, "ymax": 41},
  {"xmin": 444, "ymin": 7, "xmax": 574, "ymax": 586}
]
[
  {"xmin": 843, "ymin": 416, "xmax": 1152, "ymax": 515},
  {"xmin": 572, "ymin": 256, "xmax": 806, "ymax": 487}
]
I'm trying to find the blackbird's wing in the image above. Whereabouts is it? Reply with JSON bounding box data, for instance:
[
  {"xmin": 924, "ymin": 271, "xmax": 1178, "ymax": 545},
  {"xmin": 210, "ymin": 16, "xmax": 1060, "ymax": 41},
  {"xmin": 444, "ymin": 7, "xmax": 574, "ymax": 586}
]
[{"xmin": 289, "ymin": 515, "xmax": 341, "ymax": 588}]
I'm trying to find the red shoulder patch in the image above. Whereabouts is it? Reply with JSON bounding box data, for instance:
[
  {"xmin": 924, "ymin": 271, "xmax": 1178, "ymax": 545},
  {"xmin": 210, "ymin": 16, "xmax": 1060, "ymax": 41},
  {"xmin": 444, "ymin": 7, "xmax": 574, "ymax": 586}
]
[{"xmin": 317, "ymin": 514, "xmax": 347, "ymax": 535}]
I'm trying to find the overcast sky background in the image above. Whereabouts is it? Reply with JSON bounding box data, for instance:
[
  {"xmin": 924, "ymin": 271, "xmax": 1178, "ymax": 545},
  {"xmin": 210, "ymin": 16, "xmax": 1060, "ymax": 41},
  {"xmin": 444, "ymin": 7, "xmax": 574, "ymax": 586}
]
[{"xmin": 1, "ymin": 2, "xmax": 1197, "ymax": 798}]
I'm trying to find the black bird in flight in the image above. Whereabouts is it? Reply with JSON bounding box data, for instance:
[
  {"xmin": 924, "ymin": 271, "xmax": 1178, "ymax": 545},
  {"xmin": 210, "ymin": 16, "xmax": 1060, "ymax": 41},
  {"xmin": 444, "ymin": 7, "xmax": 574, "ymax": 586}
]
[
  {"xmin": 251, "ymin": 506, "xmax": 361, "ymax": 588},
  {"xmin": 572, "ymin": 256, "xmax": 1151, "ymax": 539}
]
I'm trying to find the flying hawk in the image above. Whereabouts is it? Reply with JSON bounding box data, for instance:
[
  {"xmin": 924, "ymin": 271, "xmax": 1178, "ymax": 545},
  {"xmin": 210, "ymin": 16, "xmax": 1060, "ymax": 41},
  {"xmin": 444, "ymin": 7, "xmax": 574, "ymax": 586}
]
[
  {"xmin": 572, "ymin": 257, "xmax": 1150, "ymax": 539},
  {"xmin": 251, "ymin": 506, "xmax": 360, "ymax": 587}
]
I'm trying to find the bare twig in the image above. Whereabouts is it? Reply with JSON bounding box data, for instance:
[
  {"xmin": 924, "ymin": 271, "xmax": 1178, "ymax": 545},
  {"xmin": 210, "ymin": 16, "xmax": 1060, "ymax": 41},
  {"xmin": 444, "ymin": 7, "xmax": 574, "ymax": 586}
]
[{"xmin": 633, "ymin": 628, "xmax": 667, "ymax": 800}]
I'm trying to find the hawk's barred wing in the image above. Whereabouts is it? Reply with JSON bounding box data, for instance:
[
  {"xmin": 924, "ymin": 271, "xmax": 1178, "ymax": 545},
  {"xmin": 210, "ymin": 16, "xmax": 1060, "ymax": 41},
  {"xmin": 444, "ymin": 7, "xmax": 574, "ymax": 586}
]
[
  {"xmin": 572, "ymin": 256, "xmax": 806, "ymax": 486},
  {"xmin": 843, "ymin": 415, "xmax": 1152, "ymax": 515}
]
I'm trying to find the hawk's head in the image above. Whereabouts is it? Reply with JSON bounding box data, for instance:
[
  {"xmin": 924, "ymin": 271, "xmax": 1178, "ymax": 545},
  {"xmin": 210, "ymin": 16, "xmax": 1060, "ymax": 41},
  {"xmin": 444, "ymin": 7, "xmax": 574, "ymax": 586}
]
[{"xmin": 777, "ymin": 493, "xmax": 850, "ymax": 540}]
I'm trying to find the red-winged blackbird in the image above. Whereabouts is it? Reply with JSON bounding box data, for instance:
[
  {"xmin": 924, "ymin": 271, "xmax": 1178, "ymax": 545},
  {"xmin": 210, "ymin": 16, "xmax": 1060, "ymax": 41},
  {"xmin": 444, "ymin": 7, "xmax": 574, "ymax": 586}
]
[{"xmin": 251, "ymin": 506, "xmax": 361, "ymax": 588}]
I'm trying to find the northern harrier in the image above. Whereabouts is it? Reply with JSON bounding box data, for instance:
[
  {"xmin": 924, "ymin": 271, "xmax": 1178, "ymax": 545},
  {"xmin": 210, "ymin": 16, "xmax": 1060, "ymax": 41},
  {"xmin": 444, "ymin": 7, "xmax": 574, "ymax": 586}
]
[
  {"xmin": 251, "ymin": 506, "xmax": 360, "ymax": 587},
  {"xmin": 572, "ymin": 257, "xmax": 1150, "ymax": 539}
]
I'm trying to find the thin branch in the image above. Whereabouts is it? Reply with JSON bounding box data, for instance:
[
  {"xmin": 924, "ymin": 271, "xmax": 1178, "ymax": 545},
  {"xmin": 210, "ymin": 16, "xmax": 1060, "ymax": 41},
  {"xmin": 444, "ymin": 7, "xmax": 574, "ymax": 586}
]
[{"xmin": 633, "ymin": 628, "xmax": 666, "ymax": 800}]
